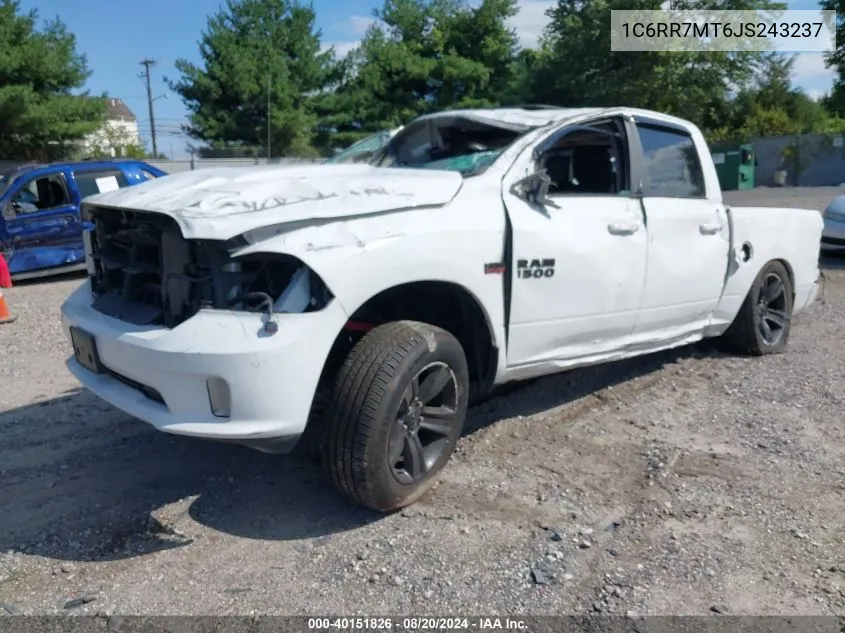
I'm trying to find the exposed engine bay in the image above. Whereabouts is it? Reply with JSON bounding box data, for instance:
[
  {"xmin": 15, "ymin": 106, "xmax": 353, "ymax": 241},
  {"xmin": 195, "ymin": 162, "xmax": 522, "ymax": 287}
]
[{"xmin": 84, "ymin": 205, "xmax": 332, "ymax": 328}]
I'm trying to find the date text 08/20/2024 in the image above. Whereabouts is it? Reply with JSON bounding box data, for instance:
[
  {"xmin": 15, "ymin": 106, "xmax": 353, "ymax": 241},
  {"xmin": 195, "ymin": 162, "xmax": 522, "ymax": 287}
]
[
  {"xmin": 621, "ymin": 21, "xmax": 825, "ymax": 39},
  {"xmin": 306, "ymin": 618, "xmax": 527, "ymax": 631}
]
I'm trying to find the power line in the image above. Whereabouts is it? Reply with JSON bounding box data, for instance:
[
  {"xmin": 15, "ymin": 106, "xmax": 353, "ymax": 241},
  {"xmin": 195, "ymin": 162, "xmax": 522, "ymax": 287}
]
[{"xmin": 139, "ymin": 58, "xmax": 159, "ymax": 157}]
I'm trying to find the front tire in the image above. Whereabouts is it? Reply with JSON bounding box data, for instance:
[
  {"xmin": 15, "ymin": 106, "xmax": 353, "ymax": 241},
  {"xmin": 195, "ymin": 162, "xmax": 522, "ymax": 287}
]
[
  {"xmin": 721, "ymin": 260, "xmax": 793, "ymax": 356},
  {"xmin": 322, "ymin": 321, "xmax": 470, "ymax": 512}
]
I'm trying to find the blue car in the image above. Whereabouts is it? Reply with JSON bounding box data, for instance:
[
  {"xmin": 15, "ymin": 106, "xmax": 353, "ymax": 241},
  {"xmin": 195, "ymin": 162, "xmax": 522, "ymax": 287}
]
[{"xmin": 0, "ymin": 159, "xmax": 166, "ymax": 280}]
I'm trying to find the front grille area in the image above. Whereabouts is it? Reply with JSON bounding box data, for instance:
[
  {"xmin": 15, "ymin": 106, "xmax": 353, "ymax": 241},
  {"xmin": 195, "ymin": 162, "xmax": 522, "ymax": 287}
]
[
  {"xmin": 84, "ymin": 204, "xmax": 329, "ymax": 329},
  {"xmin": 87, "ymin": 206, "xmax": 204, "ymax": 328}
]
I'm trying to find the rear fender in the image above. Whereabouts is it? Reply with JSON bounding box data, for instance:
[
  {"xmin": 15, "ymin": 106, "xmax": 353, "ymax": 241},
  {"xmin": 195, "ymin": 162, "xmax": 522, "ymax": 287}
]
[{"xmin": 710, "ymin": 205, "xmax": 822, "ymax": 331}]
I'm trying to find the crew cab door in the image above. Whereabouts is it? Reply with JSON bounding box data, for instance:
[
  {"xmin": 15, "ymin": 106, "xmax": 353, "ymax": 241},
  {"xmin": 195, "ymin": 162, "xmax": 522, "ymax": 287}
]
[
  {"xmin": 1, "ymin": 170, "xmax": 82, "ymax": 276},
  {"xmin": 626, "ymin": 116, "xmax": 730, "ymax": 340},
  {"xmin": 502, "ymin": 115, "xmax": 649, "ymax": 372}
]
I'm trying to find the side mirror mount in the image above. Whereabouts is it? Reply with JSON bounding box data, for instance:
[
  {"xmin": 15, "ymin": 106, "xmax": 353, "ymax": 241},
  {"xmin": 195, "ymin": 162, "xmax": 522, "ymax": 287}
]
[{"xmin": 510, "ymin": 170, "xmax": 559, "ymax": 208}]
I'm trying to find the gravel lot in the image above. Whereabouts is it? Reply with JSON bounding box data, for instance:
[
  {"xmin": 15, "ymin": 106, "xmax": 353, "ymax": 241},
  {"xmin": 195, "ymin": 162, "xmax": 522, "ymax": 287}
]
[{"xmin": 1, "ymin": 187, "xmax": 844, "ymax": 616}]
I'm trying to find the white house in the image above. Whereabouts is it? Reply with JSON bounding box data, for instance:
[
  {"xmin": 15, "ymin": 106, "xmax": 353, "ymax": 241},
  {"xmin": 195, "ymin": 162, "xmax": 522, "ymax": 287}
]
[{"xmin": 82, "ymin": 98, "xmax": 142, "ymax": 157}]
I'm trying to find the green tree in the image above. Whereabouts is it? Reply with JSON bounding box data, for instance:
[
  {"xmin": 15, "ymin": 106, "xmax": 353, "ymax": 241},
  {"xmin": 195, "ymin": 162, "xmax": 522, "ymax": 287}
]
[
  {"xmin": 527, "ymin": 0, "xmax": 787, "ymax": 133},
  {"xmin": 716, "ymin": 55, "xmax": 841, "ymax": 141},
  {"xmin": 0, "ymin": 0, "xmax": 106, "ymax": 160},
  {"xmin": 502, "ymin": 49, "xmax": 542, "ymax": 106},
  {"xmin": 321, "ymin": 0, "xmax": 521, "ymax": 148},
  {"xmin": 820, "ymin": 0, "xmax": 845, "ymax": 115},
  {"xmin": 83, "ymin": 124, "xmax": 148, "ymax": 159},
  {"xmin": 168, "ymin": 0, "xmax": 337, "ymax": 157}
]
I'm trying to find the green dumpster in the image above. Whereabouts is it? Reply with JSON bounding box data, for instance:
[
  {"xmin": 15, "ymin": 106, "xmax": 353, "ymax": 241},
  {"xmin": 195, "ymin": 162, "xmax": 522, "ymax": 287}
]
[{"xmin": 710, "ymin": 143, "xmax": 755, "ymax": 191}]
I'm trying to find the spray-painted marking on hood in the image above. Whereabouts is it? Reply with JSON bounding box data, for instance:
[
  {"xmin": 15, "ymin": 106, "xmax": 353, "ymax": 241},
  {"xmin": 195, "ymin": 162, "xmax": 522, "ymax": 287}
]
[{"xmin": 179, "ymin": 186, "xmax": 416, "ymax": 218}]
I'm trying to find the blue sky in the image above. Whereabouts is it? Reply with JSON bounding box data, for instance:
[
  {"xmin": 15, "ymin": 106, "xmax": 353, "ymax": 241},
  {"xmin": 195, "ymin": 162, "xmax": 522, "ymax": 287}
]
[{"xmin": 19, "ymin": 0, "xmax": 837, "ymax": 159}]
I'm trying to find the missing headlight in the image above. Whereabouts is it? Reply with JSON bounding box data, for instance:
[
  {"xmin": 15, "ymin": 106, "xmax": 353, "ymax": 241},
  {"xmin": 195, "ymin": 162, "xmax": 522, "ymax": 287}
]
[{"xmin": 210, "ymin": 252, "xmax": 333, "ymax": 315}]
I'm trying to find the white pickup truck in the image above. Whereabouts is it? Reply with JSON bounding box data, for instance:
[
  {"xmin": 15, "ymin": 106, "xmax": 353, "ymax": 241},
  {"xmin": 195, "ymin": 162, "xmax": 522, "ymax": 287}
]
[{"xmin": 60, "ymin": 106, "xmax": 823, "ymax": 512}]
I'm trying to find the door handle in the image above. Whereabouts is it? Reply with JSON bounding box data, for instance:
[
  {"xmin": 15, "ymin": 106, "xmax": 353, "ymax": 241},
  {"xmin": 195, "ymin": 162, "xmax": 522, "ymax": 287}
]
[
  {"xmin": 699, "ymin": 223, "xmax": 723, "ymax": 235},
  {"xmin": 607, "ymin": 222, "xmax": 640, "ymax": 235}
]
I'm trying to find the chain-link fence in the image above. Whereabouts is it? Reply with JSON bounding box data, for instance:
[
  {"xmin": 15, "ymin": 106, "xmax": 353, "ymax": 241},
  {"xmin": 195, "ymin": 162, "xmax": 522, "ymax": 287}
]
[{"xmin": 145, "ymin": 156, "xmax": 325, "ymax": 174}]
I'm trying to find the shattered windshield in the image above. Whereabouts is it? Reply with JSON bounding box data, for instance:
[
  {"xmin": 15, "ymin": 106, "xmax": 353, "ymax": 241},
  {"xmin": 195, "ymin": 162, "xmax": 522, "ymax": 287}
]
[
  {"xmin": 373, "ymin": 117, "xmax": 526, "ymax": 177},
  {"xmin": 326, "ymin": 130, "xmax": 397, "ymax": 164},
  {"xmin": 413, "ymin": 150, "xmax": 505, "ymax": 176}
]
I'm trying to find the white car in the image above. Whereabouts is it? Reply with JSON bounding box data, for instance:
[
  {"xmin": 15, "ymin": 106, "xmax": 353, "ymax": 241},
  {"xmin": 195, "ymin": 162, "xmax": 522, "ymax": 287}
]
[
  {"xmin": 822, "ymin": 193, "xmax": 845, "ymax": 252},
  {"xmin": 61, "ymin": 106, "xmax": 823, "ymax": 512}
]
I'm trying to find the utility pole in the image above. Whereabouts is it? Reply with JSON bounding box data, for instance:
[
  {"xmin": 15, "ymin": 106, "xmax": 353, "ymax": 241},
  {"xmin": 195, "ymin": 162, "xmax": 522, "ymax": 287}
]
[
  {"xmin": 267, "ymin": 74, "xmax": 272, "ymax": 161},
  {"xmin": 140, "ymin": 58, "xmax": 158, "ymax": 158}
]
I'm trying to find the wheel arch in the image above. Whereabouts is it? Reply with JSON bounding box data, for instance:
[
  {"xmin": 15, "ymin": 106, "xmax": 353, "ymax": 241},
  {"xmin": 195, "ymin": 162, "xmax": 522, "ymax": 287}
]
[
  {"xmin": 337, "ymin": 279, "xmax": 499, "ymax": 398},
  {"xmin": 294, "ymin": 278, "xmax": 502, "ymax": 457},
  {"xmin": 774, "ymin": 257, "xmax": 796, "ymax": 301},
  {"xmin": 714, "ymin": 252, "xmax": 799, "ymax": 332},
  {"xmin": 738, "ymin": 256, "xmax": 797, "ymax": 306}
]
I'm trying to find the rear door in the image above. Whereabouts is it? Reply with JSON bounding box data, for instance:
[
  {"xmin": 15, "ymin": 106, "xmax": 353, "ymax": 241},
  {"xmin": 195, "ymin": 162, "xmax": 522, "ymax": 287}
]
[
  {"xmin": 627, "ymin": 116, "xmax": 730, "ymax": 340},
  {"xmin": 1, "ymin": 169, "xmax": 84, "ymax": 276}
]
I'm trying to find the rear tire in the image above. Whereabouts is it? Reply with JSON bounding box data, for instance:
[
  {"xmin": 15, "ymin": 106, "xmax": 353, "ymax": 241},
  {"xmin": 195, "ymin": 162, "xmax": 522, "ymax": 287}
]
[
  {"xmin": 721, "ymin": 260, "xmax": 793, "ymax": 356},
  {"xmin": 322, "ymin": 321, "xmax": 469, "ymax": 512}
]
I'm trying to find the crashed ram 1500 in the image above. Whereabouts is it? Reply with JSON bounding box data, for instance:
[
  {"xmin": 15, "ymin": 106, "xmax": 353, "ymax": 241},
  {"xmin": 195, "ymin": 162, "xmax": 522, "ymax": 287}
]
[{"xmin": 60, "ymin": 106, "xmax": 823, "ymax": 512}]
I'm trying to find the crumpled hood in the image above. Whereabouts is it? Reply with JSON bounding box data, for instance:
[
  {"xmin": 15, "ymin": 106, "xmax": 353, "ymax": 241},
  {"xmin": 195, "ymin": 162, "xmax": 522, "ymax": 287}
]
[{"xmin": 83, "ymin": 163, "xmax": 464, "ymax": 241}]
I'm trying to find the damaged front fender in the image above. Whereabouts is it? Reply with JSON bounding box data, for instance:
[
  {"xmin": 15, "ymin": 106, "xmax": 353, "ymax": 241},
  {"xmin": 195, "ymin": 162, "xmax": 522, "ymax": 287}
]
[{"xmin": 228, "ymin": 202, "xmax": 508, "ymax": 354}]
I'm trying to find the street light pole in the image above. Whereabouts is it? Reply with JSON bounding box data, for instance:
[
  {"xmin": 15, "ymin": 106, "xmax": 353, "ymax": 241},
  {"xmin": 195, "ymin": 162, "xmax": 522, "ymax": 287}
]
[
  {"xmin": 140, "ymin": 58, "xmax": 159, "ymax": 158},
  {"xmin": 267, "ymin": 74, "xmax": 272, "ymax": 161}
]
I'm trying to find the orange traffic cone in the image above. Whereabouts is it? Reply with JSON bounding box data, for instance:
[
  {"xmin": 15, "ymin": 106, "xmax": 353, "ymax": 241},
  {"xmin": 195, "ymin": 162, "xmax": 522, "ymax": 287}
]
[
  {"xmin": 0, "ymin": 287, "xmax": 16, "ymax": 324},
  {"xmin": 0, "ymin": 252, "xmax": 11, "ymax": 288}
]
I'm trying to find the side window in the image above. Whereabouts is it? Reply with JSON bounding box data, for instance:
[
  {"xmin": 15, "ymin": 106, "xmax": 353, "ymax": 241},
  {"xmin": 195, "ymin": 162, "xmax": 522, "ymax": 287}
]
[
  {"xmin": 538, "ymin": 121, "xmax": 628, "ymax": 195},
  {"xmin": 4, "ymin": 174, "xmax": 71, "ymax": 219},
  {"xmin": 140, "ymin": 169, "xmax": 159, "ymax": 180},
  {"xmin": 636, "ymin": 124, "xmax": 705, "ymax": 198},
  {"xmin": 73, "ymin": 169, "xmax": 130, "ymax": 199}
]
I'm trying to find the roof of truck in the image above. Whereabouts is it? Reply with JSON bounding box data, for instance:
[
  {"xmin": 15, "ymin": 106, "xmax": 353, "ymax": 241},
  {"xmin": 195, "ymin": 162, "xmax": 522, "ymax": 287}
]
[{"xmin": 411, "ymin": 106, "xmax": 694, "ymax": 131}]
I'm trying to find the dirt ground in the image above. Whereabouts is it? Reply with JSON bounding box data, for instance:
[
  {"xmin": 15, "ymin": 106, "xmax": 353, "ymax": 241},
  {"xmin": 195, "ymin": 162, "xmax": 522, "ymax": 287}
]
[{"xmin": 1, "ymin": 187, "xmax": 844, "ymax": 616}]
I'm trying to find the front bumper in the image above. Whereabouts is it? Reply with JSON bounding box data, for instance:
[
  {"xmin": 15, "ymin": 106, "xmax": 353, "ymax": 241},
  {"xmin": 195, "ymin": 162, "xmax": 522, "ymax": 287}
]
[{"xmin": 60, "ymin": 280, "xmax": 349, "ymax": 451}]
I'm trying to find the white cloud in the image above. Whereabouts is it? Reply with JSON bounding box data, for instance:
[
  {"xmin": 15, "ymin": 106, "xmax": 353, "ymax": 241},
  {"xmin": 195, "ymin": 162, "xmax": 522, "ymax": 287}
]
[
  {"xmin": 327, "ymin": 41, "xmax": 359, "ymax": 56},
  {"xmin": 508, "ymin": 0, "xmax": 555, "ymax": 49},
  {"xmin": 323, "ymin": 15, "xmax": 376, "ymax": 57},
  {"xmin": 348, "ymin": 15, "xmax": 375, "ymax": 36},
  {"xmin": 789, "ymin": 52, "xmax": 836, "ymax": 95},
  {"xmin": 790, "ymin": 52, "xmax": 834, "ymax": 82}
]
